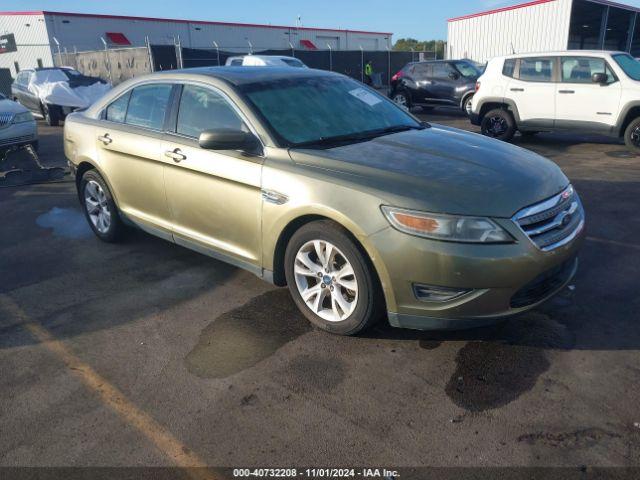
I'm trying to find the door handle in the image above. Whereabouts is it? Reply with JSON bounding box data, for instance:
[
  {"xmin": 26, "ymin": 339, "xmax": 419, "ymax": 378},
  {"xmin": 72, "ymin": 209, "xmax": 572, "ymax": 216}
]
[
  {"xmin": 164, "ymin": 148, "xmax": 187, "ymax": 163},
  {"xmin": 559, "ymin": 90, "xmax": 575, "ymax": 94},
  {"xmin": 98, "ymin": 133, "xmax": 112, "ymax": 145},
  {"xmin": 510, "ymin": 88, "xmax": 525, "ymax": 92}
]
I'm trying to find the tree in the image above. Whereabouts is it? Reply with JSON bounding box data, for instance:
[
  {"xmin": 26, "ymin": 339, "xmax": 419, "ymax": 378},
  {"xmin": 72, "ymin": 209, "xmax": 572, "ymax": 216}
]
[{"xmin": 393, "ymin": 38, "xmax": 446, "ymax": 59}]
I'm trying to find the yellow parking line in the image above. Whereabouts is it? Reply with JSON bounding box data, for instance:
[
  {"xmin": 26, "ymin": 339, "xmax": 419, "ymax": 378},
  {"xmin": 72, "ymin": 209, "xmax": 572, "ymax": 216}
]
[{"xmin": 0, "ymin": 294, "xmax": 217, "ymax": 480}]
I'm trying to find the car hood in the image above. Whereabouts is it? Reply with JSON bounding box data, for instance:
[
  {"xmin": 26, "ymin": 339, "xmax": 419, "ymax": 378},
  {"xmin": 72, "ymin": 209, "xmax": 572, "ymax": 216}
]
[
  {"xmin": 0, "ymin": 98, "xmax": 29, "ymax": 115},
  {"xmin": 288, "ymin": 124, "xmax": 569, "ymax": 218}
]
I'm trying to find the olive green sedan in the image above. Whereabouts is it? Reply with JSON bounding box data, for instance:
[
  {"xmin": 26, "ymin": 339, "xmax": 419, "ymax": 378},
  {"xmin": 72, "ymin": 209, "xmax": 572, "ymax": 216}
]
[{"xmin": 64, "ymin": 67, "xmax": 584, "ymax": 335}]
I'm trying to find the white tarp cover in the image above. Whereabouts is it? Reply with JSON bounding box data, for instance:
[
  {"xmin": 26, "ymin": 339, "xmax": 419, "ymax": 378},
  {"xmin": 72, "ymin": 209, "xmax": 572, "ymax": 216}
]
[{"xmin": 28, "ymin": 70, "xmax": 111, "ymax": 109}]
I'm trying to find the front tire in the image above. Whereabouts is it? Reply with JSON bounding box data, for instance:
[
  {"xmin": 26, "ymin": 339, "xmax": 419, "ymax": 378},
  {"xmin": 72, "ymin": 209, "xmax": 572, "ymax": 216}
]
[
  {"xmin": 624, "ymin": 117, "xmax": 640, "ymax": 155},
  {"xmin": 80, "ymin": 170, "xmax": 125, "ymax": 242},
  {"xmin": 284, "ymin": 220, "xmax": 382, "ymax": 336},
  {"xmin": 481, "ymin": 108, "xmax": 516, "ymax": 141}
]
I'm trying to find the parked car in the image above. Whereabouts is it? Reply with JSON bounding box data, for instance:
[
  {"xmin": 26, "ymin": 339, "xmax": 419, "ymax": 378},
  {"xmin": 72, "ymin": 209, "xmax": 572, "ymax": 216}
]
[
  {"xmin": 11, "ymin": 67, "xmax": 108, "ymax": 126},
  {"xmin": 64, "ymin": 67, "xmax": 584, "ymax": 335},
  {"xmin": 225, "ymin": 55, "xmax": 308, "ymax": 68},
  {"xmin": 389, "ymin": 59, "xmax": 481, "ymax": 114},
  {"xmin": 471, "ymin": 51, "xmax": 640, "ymax": 154},
  {"xmin": 0, "ymin": 92, "xmax": 38, "ymax": 152}
]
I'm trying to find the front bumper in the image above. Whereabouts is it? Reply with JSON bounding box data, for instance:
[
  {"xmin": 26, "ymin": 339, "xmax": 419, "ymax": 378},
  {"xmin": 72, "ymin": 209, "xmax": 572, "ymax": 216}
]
[
  {"xmin": 369, "ymin": 215, "xmax": 585, "ymax": 331},
  {"xmin": 0, "ymin": 121, "xmax": 38, "ymax": 149}
]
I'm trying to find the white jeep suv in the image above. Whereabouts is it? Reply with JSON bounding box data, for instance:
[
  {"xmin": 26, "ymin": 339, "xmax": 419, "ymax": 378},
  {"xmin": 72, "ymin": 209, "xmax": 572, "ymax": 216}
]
[{"xmin": 470, "ymin": 51, "xmax": 640, "ymax": 154}]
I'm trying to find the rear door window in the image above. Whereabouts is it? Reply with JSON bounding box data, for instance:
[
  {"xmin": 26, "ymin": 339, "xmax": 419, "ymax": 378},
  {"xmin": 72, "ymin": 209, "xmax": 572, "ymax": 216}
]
[
  {"xmin": 176, "ymin": 84, "xmax": 247, "ymax": 138},
  {"xmin": 518, "ymin": 57, "xmax": 554, "ymax": 82},
  {"xmin": 411, "ymin": 63, "xmax": 432, "ymax": 79},
  {"xmin": 124, "ymin": 84, "xmax": 173, "ymax": 130}
]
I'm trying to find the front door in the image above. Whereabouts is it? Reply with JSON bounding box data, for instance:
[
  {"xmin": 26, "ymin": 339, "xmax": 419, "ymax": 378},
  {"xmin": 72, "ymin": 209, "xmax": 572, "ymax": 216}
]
[
  {"xmin": 162, "ymin": 83, "xmax": 263, "ymax": 271},
  {"xmin": 555, "ymin": 56, "xmax": 622, "ymax": 130},
  {"xmin": 96, "ymin": 83, "xmax": 174, "ymax": 238},
  {"xmin": 507, "ymin": 56, "xmax": 557, "ymax": 127}
]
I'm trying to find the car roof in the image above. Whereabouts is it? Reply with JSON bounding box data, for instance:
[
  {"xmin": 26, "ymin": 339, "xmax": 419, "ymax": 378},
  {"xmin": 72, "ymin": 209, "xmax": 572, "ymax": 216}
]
[
  {"xmin": 496, "ymin": 50, "xmax": 628, "ymax": 60},
  {"xmin": 153, "ymin": 66, "xmax": 335, "ymax": 85}
]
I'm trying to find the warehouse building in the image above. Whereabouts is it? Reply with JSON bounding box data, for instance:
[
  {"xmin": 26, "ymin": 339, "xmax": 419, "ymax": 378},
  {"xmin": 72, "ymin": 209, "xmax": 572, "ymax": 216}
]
[
  {"xmin": 0, "ymin": 10, "xmax": 392, "ymax": 77},
  {"xmin": 447, "ymin": 0, "xmax": 640, "ymax": 62}
]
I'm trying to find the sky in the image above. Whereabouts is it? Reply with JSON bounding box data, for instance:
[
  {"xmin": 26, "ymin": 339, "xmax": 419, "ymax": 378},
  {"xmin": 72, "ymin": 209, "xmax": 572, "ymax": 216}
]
[{"xmin": 6, "ymin": 0, "xmax": 640, "ymax": 40}]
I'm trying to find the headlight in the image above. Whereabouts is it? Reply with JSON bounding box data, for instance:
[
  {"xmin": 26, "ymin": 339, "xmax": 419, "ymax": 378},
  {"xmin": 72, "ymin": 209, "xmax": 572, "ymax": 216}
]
[
  {"xmin": 12, "ymin": 112, "xmax": 34, "ymax": 123},
  {"xmin": 381, "ymin": 206, "xmax": 513, "ymax": 243}
]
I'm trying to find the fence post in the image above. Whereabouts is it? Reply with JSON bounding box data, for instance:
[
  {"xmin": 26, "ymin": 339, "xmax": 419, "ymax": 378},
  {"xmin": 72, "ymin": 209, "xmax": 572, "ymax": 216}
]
[
  {"xmin": 213, "ymin": 41, "xmax": 220, "ymax": 66},
  {"xmin": 176, "ymin": 35, "xmax": 184, "ymax": 69},
  {"xmin": 327, "ymin": 44, "xmax": 332, "ymax": 71},
  {"xmin": 145, "ymin": 36, "xmax": 155, "ymax": 72},
  {"xmin": 359, "ymin": 45, "xmax": 364, "ymax": 83},
  {"xmin": 100, "ymin": 37, "xmax": 112, "ymax": 84},
  {"xmin": 386, "ymin": 45, "xmax": 391, "ymax": 93}
]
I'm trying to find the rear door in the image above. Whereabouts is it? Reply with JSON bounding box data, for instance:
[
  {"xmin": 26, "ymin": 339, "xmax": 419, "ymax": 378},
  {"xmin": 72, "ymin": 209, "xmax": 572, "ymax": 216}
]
[
  {"xmin": 161, "ymin": 83, "xmax": 263, "ymax": 270},
  {"xmin": 22, "ymin": 71, "xmax": 41, "ymax": 112},
  {"xmin": 406, "ymin": 62, "xmax": 433, "ymax": 104},
  {"xmin": 506, "ymin": 56, "xmax": 556, "ymax": 127},
  {"xmin": 555, "ymin": 56, "xmax": 621, "ymax": 129},
  {"xmin": 95, "ymin": 83, "xmax": 174, "ymax": 238}
]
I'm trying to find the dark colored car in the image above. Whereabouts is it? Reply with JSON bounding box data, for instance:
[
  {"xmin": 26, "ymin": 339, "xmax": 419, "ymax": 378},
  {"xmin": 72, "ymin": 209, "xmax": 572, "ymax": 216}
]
[
  {"xmin": 11, "ymin": 67, "xmax": 106, "ymax": 126},
  {"xmin": 389, "ymin": 59, "xmax": 481, "ymax": 114}
]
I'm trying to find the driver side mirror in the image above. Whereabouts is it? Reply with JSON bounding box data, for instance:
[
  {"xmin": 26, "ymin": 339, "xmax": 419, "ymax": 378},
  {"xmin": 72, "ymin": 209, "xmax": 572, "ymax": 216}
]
[
  {"xmin": 592, "ymin": 72, "xmax": 608, "ymax": 85},
  {"xmin": 198, "ymin": 129, "xmax": 260, "ymax": 152}
]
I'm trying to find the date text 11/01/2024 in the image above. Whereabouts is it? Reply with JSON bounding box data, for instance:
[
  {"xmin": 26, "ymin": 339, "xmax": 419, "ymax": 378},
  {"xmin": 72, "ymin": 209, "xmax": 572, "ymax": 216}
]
[{"xmin": 232, "ymin": 468, "xmax": 400, "ymax": 478}]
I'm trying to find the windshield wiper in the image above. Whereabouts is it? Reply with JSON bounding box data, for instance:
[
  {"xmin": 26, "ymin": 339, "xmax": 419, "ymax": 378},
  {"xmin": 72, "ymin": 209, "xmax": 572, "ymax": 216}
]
[{"xmin": 293, "ymin": 124, "xmax": 426, "ymax": 149}]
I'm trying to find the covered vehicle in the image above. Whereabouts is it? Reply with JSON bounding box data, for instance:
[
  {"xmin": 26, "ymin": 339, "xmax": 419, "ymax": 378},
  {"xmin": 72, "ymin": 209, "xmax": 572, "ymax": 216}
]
[
  {"xmin": 11, "ymin": 67, "xmax": 111, "ymax": 126},
  {"xmin": 225, "ymin": 55, "xmax": 308, "ymax": 68},
  {"xmin": 0, "ymin": 93, "xmax": 38, "ymax": 152}
]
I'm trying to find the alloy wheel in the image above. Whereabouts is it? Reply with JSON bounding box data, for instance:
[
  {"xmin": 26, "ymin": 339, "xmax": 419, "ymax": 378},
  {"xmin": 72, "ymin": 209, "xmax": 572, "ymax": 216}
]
[
  {"xmin": 488, "ymin": 116, "xmax": 507, "ymax": 136},
  {"xmin": 293, "ymin": 240, "xmax": 358, "ymax": 322},
  {"xmin": 84, "ymin": 180, "xmax": 111, "ymax": 234},
  {"xmin": 393, "ymin": 94, "xmax": 408, "ymax": 108}
]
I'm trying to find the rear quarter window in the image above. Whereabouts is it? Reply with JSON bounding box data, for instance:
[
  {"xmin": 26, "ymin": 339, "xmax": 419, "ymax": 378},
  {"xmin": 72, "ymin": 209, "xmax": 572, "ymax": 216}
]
[{"xmin": 503, "ymin": 59, "xmax": 516, "ymax": 78}]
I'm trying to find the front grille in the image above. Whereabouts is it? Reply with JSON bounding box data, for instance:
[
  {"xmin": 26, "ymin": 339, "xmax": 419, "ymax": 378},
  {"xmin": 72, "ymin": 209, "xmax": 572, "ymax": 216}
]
[
  {"xmin": 0, "ymin": 113, "xmax": 13, "ymax": 128},
  {"xmin": 511, "ymin": 257, "xmax": 577, "ymax": 308},
  {"xmin": 513, "ymin": 185, "xmax": 585, "ymax": 251},
  {"xmin": 0, "ymin": 134, "xmax": 34, "ymax": 146}
]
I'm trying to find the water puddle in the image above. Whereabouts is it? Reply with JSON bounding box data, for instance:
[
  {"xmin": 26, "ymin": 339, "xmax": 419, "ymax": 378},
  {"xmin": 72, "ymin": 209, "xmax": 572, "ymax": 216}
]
[
  {"xmin": 185, "ymin": 289, "xmax": 312, "ymax": 379},
  {"xmin": 36, "ymin": 207, "xmax": 92, "ymax": 239},
  {"xmin": 443, "ymin": 312, "xmax": 574, "ymax": 412}
]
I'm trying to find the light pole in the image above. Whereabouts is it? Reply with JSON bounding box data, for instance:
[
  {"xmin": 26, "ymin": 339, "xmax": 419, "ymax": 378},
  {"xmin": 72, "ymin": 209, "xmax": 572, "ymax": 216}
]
[
  {"xmin": 359, "ymin": 45, "xmax": 364, "ymax": 83},
  {"xmin": 213, "ymin": 40, "xmax": 220, "ymax": 66},
  {"xmin": 327, "ymin": 44, "xmax": 332, "ymax": 71},
  {"xmin": 289, "ymin": 41, "xmax": 295, "ymax": 58},
  {"xmin": 246, "ymin": 39, "xmax": 253, "ymax": 55},
  {"xmin": 52, "ymin": 36, "xmax": 61, "ymax": 65},
  {"xmin": 100, "ymin": 36, "xmax": 112, "ymax": 83}
]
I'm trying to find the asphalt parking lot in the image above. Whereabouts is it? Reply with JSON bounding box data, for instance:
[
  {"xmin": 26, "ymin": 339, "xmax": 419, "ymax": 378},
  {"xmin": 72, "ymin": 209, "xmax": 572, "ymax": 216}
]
[{"xmin": 1, "ymin": 111, "xmax": 639, "ymax": 476}]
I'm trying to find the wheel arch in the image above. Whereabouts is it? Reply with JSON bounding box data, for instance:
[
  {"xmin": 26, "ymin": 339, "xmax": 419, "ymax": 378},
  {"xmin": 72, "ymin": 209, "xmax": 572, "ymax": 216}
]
[
  {"xmin": 269, "ymin": 212, "xmax": 391, "ymax": 312},
  {"xmin": 617, "ymin": 102, "xmax": 640, "ymax": 137},
  {"xmin": 476, "ymin": 96, "xmax": 521, "ymax": 124},
  {"xmin": 74, "ymin": 159, "xmax": 121, "ymax": 209}
]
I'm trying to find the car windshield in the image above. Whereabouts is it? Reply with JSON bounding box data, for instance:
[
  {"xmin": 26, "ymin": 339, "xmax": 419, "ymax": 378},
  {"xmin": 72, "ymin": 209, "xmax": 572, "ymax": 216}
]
[
  {"xmin": 452, "ymin": 60, "xmax": 481, "ymax": 78},
  {"xmin": 240, "ymin": 75, "xmax": 422, "ymax": 147},
  {"xmin": 61, "ymin": 68, "xmax": 82, "ymax": 78},
  {"xmin": 612, "ymin": 53, "xmax": 640, "ymax": 80}
]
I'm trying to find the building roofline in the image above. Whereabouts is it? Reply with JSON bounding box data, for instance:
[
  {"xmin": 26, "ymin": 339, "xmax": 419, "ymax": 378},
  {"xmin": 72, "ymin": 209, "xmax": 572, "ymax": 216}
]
[
  {"xmin": 448, "ymin": 0, "xmax": 558, "ymax": 22},
  {"xmin": 448, "ymin": 0, "xmax": 640, "ymax": 22},
  {"xmin": 0, "ymin": 10, "xmax": 393, "ymax": 36}
]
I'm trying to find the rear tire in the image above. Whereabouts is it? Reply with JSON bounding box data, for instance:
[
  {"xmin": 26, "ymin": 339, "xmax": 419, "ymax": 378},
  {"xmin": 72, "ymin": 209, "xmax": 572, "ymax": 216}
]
[
  {"xmin": 284, "ymin": 220, "xmax": 382, "ymax": 336},
  {"xmin": 462, "ymin": 95, "xmax": 474, "ymax": 116},
  {"xmin": 481, "ymin": 108, "xmax": 516, "ymax": 141},
  {"xmin": 80, "ymin": 170, "xmax": 125, "ymax": 243},
  {"xmin": 624, "ymin": 117, "xmax": 640, "ymax": 155},
  {"xmin": 391, "ymin": 91, "xmax": 411, "ymax": 110}
]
